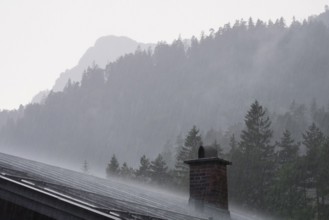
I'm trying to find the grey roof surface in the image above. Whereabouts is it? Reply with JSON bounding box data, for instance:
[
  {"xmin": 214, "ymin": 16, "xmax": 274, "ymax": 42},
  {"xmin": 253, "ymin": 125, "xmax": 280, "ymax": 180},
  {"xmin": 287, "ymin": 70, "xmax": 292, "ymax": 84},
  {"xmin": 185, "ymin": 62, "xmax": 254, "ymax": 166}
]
[{"xmin": 0, "ymin": 152, "xmax": 249, "ymax": 220}]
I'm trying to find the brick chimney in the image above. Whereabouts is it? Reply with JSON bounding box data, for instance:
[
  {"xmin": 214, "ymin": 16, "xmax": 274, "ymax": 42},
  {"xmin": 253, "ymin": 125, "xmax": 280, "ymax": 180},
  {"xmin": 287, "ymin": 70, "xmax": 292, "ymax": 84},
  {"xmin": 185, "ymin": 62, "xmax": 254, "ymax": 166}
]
[{"xmin": 184, "ymin": 146, "xmax": 232, "ymax": 218}]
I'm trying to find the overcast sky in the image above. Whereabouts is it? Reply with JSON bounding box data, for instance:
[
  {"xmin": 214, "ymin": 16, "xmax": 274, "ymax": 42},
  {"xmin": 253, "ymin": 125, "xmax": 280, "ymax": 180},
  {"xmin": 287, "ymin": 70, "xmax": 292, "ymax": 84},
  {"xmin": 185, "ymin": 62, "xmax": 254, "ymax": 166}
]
[{"xmin": 0, "ymin": 0, "xmax": 327, "ymax": 110}]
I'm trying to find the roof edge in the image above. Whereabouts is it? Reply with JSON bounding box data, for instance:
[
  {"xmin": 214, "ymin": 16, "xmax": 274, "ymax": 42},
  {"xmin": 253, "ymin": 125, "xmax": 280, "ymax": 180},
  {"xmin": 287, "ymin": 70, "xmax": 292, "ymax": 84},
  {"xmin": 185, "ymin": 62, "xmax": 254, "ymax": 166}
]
[{"xmin": 184, "ymin": 157, "xmax": 232, "ymax": 165}]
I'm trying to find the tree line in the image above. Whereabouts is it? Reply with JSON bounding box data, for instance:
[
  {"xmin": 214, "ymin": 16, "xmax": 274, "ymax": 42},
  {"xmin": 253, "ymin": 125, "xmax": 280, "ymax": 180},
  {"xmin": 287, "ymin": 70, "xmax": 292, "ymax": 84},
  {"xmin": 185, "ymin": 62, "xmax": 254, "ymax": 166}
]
[
  {"xmin": 0, "ymin": 9, "xmax": 329, "ymax": 219},
  {"xmin": 2, "ymin": 10, "xmax": 329, "ymax": 168},
  {"xmin": 104, "ymin": 100, "xmax": 329, "ymax": 220},
  {"xmin": 104, "ymin": 125, "xmax": 203, "ymax": 188},
  {"xmin": 229, "ymin": 101, "xmax": 329, "ymax": 219}
]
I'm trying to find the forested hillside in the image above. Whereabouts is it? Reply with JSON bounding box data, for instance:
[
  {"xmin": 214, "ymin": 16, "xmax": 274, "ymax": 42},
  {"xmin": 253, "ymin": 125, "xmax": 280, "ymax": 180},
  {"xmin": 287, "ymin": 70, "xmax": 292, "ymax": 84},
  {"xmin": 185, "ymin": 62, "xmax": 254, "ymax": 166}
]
[
  {"xmin": 53, "ymin": 35, "xmax": 154, "ymax": 92},
  {"xmin": 1, "ymin": 11, "xmax": 329, "ymax": 171},
  {"xmin": 103, "ymin": 101, "xmax": 329, "ymax": 219}
]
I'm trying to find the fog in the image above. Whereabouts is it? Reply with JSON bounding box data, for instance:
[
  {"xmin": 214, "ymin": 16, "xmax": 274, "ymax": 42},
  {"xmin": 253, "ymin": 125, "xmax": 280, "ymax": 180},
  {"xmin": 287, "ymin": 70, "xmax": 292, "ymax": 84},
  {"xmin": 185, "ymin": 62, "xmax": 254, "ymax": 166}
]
[
  {"xmin": 1, "ymin": 2, "xmax": 329, "ymax": 219},
  {"xmin": 0, "ymin": 148, "xmax": 278, "ymax": 220},
  {"xmin": 0, "ymin": 0, "xmax": 326, "ymax": 109}
]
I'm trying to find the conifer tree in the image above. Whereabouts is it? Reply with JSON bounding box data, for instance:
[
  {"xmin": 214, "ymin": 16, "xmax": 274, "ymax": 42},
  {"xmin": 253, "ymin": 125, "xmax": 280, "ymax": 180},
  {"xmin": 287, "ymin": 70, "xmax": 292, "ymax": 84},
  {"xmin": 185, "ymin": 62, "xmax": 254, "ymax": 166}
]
[
  {"xmin": 302, "ymin": 123, "xmax": 325, "ymax": 217},
  {"xmin": 318, "ymin": 137, "xmax": 329, "ymax": 219},
  {"xmin": 150, "ymin": 154, "xmax": 169, "ymax": 185},
  {"xmin": 120, "ymin": 162, "xmax": 134, "ymax": 178},
  {"xmin": 237, "ymin": 100, "xmax": 275, "ymax": 209},
  {"xmin": 303, "ymin": 123, "xmax": 324, "ymax": 162},
  {"xmin": 270, "ymin": 130, "xmax": 307, "ymax": 218},
  {"xmin": 106, "ymin": 154, "xmax": 120, "ymax": 177},
  {"xmin": 276, "ymin": 130, "xmax": 300, "ymax": 166},
  {"xmin": 184, "ymin": 126, "xmax": 203, "ymax": 159},
  {"xmin": 136, "ymin": 155, "xmax": 151, "ymax": 180},
  {"xmin": 174, "ymin": 126, "xmax": 202, "ymax": 188}
]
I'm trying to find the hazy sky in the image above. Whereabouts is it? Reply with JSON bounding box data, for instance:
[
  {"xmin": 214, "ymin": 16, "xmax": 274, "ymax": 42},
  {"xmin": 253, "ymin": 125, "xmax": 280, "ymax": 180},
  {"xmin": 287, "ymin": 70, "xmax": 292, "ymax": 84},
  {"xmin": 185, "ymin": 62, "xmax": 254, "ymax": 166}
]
[{"xmin": 0, "ymin": 0, "xmax": 327, "ymax": 110}]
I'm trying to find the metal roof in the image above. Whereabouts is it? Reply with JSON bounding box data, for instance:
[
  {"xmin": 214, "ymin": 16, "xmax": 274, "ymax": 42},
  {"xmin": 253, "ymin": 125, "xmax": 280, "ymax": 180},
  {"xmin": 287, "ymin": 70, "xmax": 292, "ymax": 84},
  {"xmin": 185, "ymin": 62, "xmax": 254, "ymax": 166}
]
[{"xmin": 0, "ymin": 152, "xmax": 248, "ymax": 220}]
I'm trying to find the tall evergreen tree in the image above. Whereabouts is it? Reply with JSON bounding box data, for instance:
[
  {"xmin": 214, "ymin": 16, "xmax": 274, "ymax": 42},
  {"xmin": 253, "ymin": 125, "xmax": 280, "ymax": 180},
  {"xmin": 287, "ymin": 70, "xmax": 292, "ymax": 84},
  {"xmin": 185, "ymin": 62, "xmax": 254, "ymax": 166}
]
[
  {"xmin": 318, "ymin": 137, "xmax": 329, "ymax": 219},
  {"xmin": 174, "ymin": 126, "xmax": 202, "ymax": 188},
  {"xmin": 136, "ymin": 155, "xmax": 151, "ymax": 181},
  {"xmin": 269, "ymin": 130, "xmax": 309, "ymax": 219},
  {"xmin": 150, "ymin": 154, "xmax": 169, "ymax": 185},
  {"xmin": 302, "ymin": 123, "xmax": 325, "ymax": 218},
  {"xmin": 276, "ymin": 130, "xmax": 300, "ymax": 166},
  {"xmin": 106, "ymin": 154, "xmax": 120, "ymax": 177},
  {"xmin": 184, "ymin": 125, "xmax": 203, "ymax": 159},
  {"xmin": 120, "ymin": 162, "xmax": 134, "ymax": 178},
  {"xmin": 237, "ymin": 100, "xmax": 275, "ymax": 209}
]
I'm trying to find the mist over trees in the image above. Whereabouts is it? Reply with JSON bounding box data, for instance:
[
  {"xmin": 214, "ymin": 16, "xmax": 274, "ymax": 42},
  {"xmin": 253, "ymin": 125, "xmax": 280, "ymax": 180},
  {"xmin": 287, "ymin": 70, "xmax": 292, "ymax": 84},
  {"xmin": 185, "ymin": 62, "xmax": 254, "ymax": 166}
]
[
  {"xmin": 53, "ymin": 35, "xmax": 154, "ymax": 92},
  {"xmin": 104, "ymin": 100, "xmax": 329, "ymax": 219},
  {"xmin": 0, "ymin": 10, "xmax": 329, "ymax": 180}
]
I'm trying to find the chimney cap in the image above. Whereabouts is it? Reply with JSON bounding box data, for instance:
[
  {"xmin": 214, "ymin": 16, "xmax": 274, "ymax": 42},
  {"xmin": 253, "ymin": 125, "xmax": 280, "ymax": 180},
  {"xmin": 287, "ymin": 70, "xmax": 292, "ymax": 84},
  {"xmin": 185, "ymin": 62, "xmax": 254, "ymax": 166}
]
[{"xmin": 198, "ymin": 145, "xmax": 217, "ymax": 159}]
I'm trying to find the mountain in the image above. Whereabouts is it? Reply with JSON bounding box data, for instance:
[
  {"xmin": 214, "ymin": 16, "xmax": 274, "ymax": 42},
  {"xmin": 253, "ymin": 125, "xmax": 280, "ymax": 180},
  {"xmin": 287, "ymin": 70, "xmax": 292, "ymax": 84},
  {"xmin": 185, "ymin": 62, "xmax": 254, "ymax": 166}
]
[
  {"xmin": 1, "ymin": 11, "xmax": 329, "ymax": 171},
  {"xmin": 31, "ymin": 90, "xmax": 50, "ymax": 104},
  {"xmin": 52, "ymin": 35, "xmax": 154, "ymax": 91},
  {"xmin": 31, "ymin": 36, "xmax": 154, "ymax": 104}
]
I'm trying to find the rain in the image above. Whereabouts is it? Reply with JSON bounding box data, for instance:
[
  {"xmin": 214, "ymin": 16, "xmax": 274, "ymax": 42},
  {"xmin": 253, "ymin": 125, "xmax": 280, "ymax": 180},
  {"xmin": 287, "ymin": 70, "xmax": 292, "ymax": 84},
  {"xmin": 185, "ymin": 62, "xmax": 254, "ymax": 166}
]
[{"xmin": 0, "ymin": 1, "xmax": 328, "ymax": 219}]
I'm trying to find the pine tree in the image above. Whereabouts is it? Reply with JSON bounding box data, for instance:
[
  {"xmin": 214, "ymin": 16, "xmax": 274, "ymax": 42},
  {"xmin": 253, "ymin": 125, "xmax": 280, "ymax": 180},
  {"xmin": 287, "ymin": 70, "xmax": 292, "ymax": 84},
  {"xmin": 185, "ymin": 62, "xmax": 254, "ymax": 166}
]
[
  {"xmin": 174, "ymin": 126, "xmax": 202, "ymax": 188},
  {"xmin": 184, "ymin": 126, "xmax": 203, "ymax": 159},
  {"xmin": 271, "ymin": 159, "xmax": 311, "ymax": 219},
  {"xmin": 269, "ymin": 130, "xmax": 307, "ymax": 218},
  {"xmin": 276, "ymin": 130, "xmax": 299, "ymax": 166},
  {"xmin": 302, "ymin": 123, "xmax": 325, "ymax": 218},
  {"xmin": 303, "ymin": 123, "xmax": 324, "ymax": 157},
  {"xmin": 106, "ymin": 154, "xmax": 120, "ymax": 178},
  {"xmin": 136, "ymin": 155, "xmax": 151, "ymax": 181},
  {"xmin": 150, "ymin": 154, "xmax": 169, "ymax": 185},
  {"xmin": 237, "ymin": 100, "xmax": 275, "ymax": 209},
  {"xmin": 318, "ymin": 137, "xmax": 329, "ymax": 219},
  {"xmin": 120, "ymin": 162, "xmax": 134, "ymax": 178}
]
